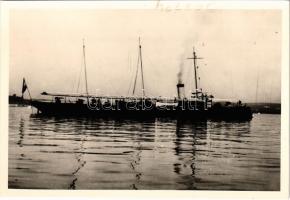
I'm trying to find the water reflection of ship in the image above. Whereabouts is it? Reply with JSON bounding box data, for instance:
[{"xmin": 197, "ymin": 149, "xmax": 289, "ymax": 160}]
[
  {"xmin": 17, "ymin": 118, "xmax": 25, "ymax": 147},
  {"xmin": 174, "ymin": 120, "xmax": 253, "ymax": 190},
  {"xmin": 129, "ymin": 124, "xmax": 143, "ymax": 190},
  {"xmin": 69, "ymin": 119, "xmax": 88, "ymax": 190},
  {"xmin": 174, "ymin": 120, "xmax": 208, "ymax": 189},
  {"xmin": 27, "ymin": 39, "xmax": 252, "ymax": 121}
]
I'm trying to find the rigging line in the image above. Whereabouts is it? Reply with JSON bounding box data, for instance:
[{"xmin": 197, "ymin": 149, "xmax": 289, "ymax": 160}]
[
  {"xmin": 76, "ymin": 51, "xmax": 83, "ymax": 94},
  {"xmin": 255, "ymin": 68, "xmax": 260, "ymax": 103},
  {"xmin": 228, "ymin": 69, "xmax": 234, "ymax": 99},
  {"xmin": 144, "ymin": 54, "xmax": 155, "ymax": 73},
  {"xmin": 83, "ymin": 39, "xmax": 89, "ymax": 98},
  {"xmin": 269, "ymin": 77, "xmax": 274, "ymax": 103},
  {"xmin": 70, "ymin": 67, "xmax": 75, "ymax": 94},
  {"xmin": 139, "ymin": 38, "xmax": 145, "ymax": 97},
  {"xmin": 127, "ymin": 54, "xmax": 134, "ymax": 96},
  {"xmin": 143, "ymin": 54, "xmax": 158, "ymax": 97},
  {"xmin": 193, "ymin": 47, "xmax": 198, "ymax": 92},
  {"xmin": 185, "ymin": 62, "xmax": 191, "ymax": 97},
  {"xmin": 71, "ymin": 73, "xmax": 77, "ymax": 94},
  {"xmin": 128, "ymin": 58, "xmax": 137, "ymax": 96},
  {"xmin": 71, "ymin": 51, "xmax": 83, "ymax": 94},
  {"xmin": 197, "ymin": 66, "xmax": 201, "ymax": 90},
  {"xmin": 132, "ymin": 46, "xmax": 140, "ymax": 96}
]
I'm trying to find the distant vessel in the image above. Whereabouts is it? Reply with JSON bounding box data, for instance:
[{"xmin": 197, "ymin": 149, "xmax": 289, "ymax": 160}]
[{"xmin": 29, "ymin": 39, "xmax": 253, "ymax": 121}]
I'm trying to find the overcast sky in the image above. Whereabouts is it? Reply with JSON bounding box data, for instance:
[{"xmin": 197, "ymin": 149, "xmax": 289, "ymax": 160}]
[{"xmin": 9, "ymin": 9, "xmax": 281, "ymax": 103}]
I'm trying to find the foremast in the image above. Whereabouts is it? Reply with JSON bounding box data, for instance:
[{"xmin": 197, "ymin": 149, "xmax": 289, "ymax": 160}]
[
  {"xmin": 132, "ymin": 37, "xmax": 146, "ymax": 97},
  {"xmin": 82, "ymin": 39, "xmax": 89, "ymax": 102}
]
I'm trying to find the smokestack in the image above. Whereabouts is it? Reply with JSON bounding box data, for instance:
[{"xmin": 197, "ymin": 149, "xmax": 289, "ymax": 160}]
[
  {"xmin": 177, "ymin": 83, "xmax": 185, "ymax": 99},
  {"xmin": 177, "ymin": 56, "xmax": 185, "ymax": 99}
]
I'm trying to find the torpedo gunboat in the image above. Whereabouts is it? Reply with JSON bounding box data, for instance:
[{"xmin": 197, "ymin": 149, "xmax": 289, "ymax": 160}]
[{"xmin": 29, "ymin": 39, "xmax": 253, "ymax": 121}]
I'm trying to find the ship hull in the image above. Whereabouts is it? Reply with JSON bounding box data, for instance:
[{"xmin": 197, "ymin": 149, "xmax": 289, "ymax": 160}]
[{"xmin": 31, "ymin": 100, "xmax": 252, "ymax": 121}]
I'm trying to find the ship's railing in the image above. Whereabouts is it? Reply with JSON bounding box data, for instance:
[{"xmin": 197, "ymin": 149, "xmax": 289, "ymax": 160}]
[
  {"xmin": 35, "ymin": 94, "xmax": 210, "ymax": 111},
  {"xmin": 31, "ymin": 98, "xmax": 53, "ymax": 102},
  {"xmin": 41, "ymin": 91, "xmax": 177, "ymax": 101}
]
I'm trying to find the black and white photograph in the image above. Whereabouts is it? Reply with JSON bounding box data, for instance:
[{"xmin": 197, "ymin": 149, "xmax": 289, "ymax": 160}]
[{"xmin": 1, "ymin": 1, "xmax": 288, "ymax": 195}]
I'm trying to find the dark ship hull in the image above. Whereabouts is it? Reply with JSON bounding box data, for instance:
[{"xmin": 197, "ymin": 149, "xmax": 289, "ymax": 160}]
[{"xmin": 31, "ymin": 100, "xmax": 253, "ymax": 121}]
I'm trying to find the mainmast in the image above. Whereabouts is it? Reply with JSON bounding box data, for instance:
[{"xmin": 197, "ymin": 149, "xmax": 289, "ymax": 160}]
[
  {"xmin": 132, "ymin": 37, "xmax": 146, "ymax": 97},
  {"xmin": 187, "ymin": 47, "xmax": 202, "ymax": 97},
  {"xmin": 83, "ymin": 39, "xmax": 89, "ymax": 99}
]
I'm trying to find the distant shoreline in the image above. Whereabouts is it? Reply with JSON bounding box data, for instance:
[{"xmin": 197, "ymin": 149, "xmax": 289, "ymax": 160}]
[
  {"xmin": 9, "ymin": 94, "xmax": 30, "ymax": 105},
  {"xmin": 246, "ymin": 102, "xmax": 281, "ymax": 114}
]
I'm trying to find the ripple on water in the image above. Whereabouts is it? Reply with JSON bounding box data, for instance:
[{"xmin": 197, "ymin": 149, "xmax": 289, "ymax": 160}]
[{"xmin": 8, "ymin": 106, "xmax": 280, "ymax": 190}]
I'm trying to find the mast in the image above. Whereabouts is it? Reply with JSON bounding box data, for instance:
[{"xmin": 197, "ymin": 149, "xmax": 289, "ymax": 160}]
[
  {"xmin": 139, "ymin": 37, "xmax": 145, "ymax": 97},
  {"xmin": 187, "ymin": 47, "xmax": 202, "ymax": 97},
  {"xmin": 132, "ymin": 37, "xmax": 145, "ymax": 97},
  {"xmin": 255, "ymin": 72, "xmax": 259, "ymax": 103},
  {"xmin": 83, "ymin": 39, "xmax": 89, "ymax": 99},
  {"xmin": 132, "ymin": 47, "xmax": 140, "ymax": 95},
  {"xmin": 193, "ymin": 47, "xmax": 198, "ymax": 93}
]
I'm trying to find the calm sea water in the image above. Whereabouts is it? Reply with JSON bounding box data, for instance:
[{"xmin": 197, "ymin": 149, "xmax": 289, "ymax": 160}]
[{"xmin": 8, "ymin": 105, "xmax": 280, "ymax": 190}]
